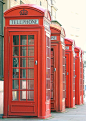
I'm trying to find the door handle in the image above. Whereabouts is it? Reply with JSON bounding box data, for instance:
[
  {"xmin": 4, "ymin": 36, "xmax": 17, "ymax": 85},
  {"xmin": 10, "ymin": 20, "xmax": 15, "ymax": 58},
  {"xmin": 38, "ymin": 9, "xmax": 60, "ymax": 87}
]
[
  {"xmin": 35, "ymin": 60, "xmax": 37, "ymax": 65},
  {"xmin": 75, "ymin": 75, "xmax": 76, "ymax": 78},
  {"xmin": 54, "ymin": 68, "xmax": 56, "ymax": 72},
  {"xmin": 67, "ymin": 72, "xmax": 69, "ymax": 75}
]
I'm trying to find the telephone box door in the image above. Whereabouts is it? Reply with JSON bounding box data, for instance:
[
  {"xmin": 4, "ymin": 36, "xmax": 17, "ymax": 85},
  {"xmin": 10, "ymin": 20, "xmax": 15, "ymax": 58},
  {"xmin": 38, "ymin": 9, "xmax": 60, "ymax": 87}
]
[
  {"xmin": 65, "ymin": 53, "xmax": 70, "ymax": 107},
  {"xmin": 8, "ymin": 31, "xmax": 38, "ymax": 116},
  {"xmin": 51, "ymin": 46, "xmax": 56, "ymax": 110}
]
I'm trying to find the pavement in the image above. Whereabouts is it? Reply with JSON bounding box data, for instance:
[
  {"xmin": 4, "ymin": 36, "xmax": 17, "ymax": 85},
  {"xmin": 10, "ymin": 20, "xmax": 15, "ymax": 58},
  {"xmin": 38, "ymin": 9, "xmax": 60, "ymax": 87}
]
[{"xmin": 0, "ymin": 98, "xmax": 86, "ymax": 121}]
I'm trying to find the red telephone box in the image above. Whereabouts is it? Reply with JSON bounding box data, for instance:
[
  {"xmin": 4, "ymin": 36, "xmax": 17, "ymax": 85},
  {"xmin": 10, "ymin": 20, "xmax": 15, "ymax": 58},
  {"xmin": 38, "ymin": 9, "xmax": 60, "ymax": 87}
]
[
  {"xmin": 3, "ymin": 4, "xmax": 51, "ymax": 119},
  {"xmin": 75, "ymin": 46, "xmax": 82, "ymax": 105},
  {"xmin": 64, "ymin": 38, "xmax": 75, "ymax": 108},
  {"xmin": 50, "ymin": 23, "xmax": 66, "ymax": 112},
  {"xmin": 80, "ymin": 50, "xmax": 84, "ymax": 104}
]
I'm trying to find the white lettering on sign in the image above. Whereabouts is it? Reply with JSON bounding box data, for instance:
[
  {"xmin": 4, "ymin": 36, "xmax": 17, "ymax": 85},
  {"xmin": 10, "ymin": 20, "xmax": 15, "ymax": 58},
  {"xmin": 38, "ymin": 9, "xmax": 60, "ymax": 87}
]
[
  {"xmin": 10, "ymin": 19, "xmax": 39, "ymax": 25},
  {"xmin": 51, "ymin": 36, "xmax": 57, "ymax": 40},
  {"xmin": 65, "ymin": 46, "xmax": 69, "ymax": 50}
]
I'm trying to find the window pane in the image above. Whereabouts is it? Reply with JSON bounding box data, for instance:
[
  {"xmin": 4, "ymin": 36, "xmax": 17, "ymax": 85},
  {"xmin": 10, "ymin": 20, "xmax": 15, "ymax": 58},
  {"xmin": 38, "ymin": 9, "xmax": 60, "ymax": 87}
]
[
  {"xmin": 28, "ymin": 47, "xmax": 34, "ymax": 56},
  {"xmin": 12, "ymin": 80, "xmax": 19, "ymax": 89},
  {"xmin": 51, "ymin": 91, "xmax": 53, "ymax": 99},
  {"xmin": 28, "ymin": 58, "xmax": 34, "ymax": 67},
  {"xmin": 13, "ymin": 58, "xmax": 19, "ymax": 67},
  {"xmin": 20, "ymin": 69, "xmax": 26, "ymax": 78},
  {"xmin": 13, "ymin": 35, "xmax": 19, "ymax": 45},
  {"xmin": 27, "ymin": 69, "xmax": 34, "ymax": 78},
  {"xmin": 20, "ymin": 80, "xmax": 26, "ymax": 89},
  {"xmin": 13, "ymin": 69, "xmax": 19, "ymax": 78},
  {"xmin": 12, "ymin": 91, "xmax": 19, "ymax": 101},
  {"xmin": 20, "ymin": 91, "xmax": 26, "ymax": 101},
  {"xmin": 46, "ymin": 80, "xmax": 50, "ymax": 89},
  {"xmin": 28, "ymin": 35, "xmax": 34, "ymax": 45},
  {"xmin": 20, "ymin": 35, "xmax": 27, "ymax": 45},
  {"xmin": 20, "ymin": 47, "xmax": 26, "ymax": 56},
  {"xmin": 13, "ymin": 47, "xmax": 19, "ymax": 56},
  {"xmin": 46, "ymin": 90, "xmax": 50, "ymax": 100},
  {"xmin": 27, "ymin": 91, "xmax": 34, "ymax": 101},
  {"xmin": 27, "ymin": 80, "xmax": 34, "ymax": 90},
  {"xmin": 20, "ymin": 58, "xmax": 26, "ymax": 67}
]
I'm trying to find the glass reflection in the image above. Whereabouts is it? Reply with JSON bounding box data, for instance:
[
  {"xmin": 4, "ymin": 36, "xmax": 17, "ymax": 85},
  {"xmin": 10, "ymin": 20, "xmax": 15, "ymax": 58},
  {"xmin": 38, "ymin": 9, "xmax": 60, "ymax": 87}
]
[
  {"xmin": 27, "ymin": 69, "xmax": 34, "ymax": 78},
  {"xmin": 12, "ymin": 80, "xmax": 19, "ymax": 89},
  {"xmin": 13, "ymin": 69, "xmax": 19, "ymax": 78},
  {"xmin": 20, "ymin": 80, "xmax": 26, "ymax": 89},
  {"xmin": 20, "ymin": 35, "xmax": 27, "ymax": 45},
  {"xmin": 20, "ymin": 47, "xmax": 26, "ymax": 56},
  {"xmin": 28, "ymin": 58, "xmax": 34, "ymax": 67},
  {"xmin": 27, "ymin": 80, "xmax": 34, "ymax": 90},
  {"xmin": 12, "ymin": 91, "xmax": 19, "ymax": 101},
  {"xmin": 28, "ymin": 35, "xmax": 34, "ymax": 45},
  {"xmin": 13, "ymin": 47, "xmax": 19, "ymax": 56},
  {"xmin": 28, "ymin": 47, "xmax": 34, "ymax": 56},
  {"xmin": 20, "ymin": 69, "xmax": 26, "ymax": 78},
  {"xmin": 13, "ymin": 58, "xmax": 19, "ymax": 67},
  {"xmin": 27, "ymin": 91, "xmax": 34, "ymax": 101},
  {"xmin": 13, "ymin": 35, "xmax": 19, "ymax": 45},
  {"xmin": 20, "ymin": 91, "xmax": 26, "ymax": 101},
  {"xmin": 20, "ymin": 58, "xmax": 26, "ymax": 67}
]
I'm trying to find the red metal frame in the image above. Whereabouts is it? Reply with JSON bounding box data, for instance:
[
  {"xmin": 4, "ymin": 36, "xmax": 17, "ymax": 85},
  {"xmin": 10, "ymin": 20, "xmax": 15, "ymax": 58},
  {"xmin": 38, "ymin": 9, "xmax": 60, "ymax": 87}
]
[
  {"xmin": 65, "ymin": 38, "xmax": 75, "ymax": 108},
  {"xmin": 50, "ymin": 23, "xmax": 66, "ymax": 112},
  {"xmin": 74, "ymin": 46, "xmax": 82, "ymax": 105},
  {"xmin": 81, "ymin": 50, "xmax": 84, "ymax": 104},
  {"xmin": 3, "ymin": 4, "xmax": 51, "ymax": 119}
]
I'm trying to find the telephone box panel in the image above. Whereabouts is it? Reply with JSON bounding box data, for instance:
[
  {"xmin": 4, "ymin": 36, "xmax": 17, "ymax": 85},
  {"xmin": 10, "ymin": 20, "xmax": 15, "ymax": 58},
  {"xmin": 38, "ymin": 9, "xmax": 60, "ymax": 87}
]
[
  {"xmin": 65, "ymin": 38, "xmax": 75, "ymax": 108},
  {"xmin": 50, "ymin": 22, "xmax": 66, "ymax": 112},
  {"xmin": 75, "ymin": 46, "xmax": 82, "ymax": 105},
  {"xmin": 81, "ymin": 50, "xmax": 84, "ymax": 104},
  {"xmin": 3, "ymin": 4, "xmax": 51, "ymax": 119}
]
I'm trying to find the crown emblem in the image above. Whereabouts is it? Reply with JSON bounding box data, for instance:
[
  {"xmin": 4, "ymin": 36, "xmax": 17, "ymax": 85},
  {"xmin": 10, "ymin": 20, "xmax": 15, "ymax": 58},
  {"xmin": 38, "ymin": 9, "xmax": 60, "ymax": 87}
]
[{"xmin": 19, "ymin": 9, "xmax": 28, "ymax": 15}]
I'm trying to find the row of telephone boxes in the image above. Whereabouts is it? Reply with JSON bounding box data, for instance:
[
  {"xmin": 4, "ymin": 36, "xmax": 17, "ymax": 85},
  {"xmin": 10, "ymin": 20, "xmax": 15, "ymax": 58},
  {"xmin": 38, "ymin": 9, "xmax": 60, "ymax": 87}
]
[{"xmin": 3, "ymin": 4, "xmax": 84, "ymax": 119}]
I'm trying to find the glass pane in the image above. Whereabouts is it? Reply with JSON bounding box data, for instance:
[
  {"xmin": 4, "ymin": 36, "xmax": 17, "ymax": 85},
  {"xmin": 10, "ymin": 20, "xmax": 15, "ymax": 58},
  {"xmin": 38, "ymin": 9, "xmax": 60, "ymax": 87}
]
[
  {"xmin": 20, "ymin": 35, "xmax": 27, "ymax": 45},
  {"xmin": 27, "ymin": 91, "xmax": 34, "ymax": 101},
  {"xmin": 46, "ymin": 80, "xmax": 50, "ymax": 89},
  {"xmin": 13, "ymin": 69, "xmax": 19, "ymax": 78},
  {"xmin": 28, "ymin": 58, "xmax": 34, "ymax": 67},
  {"xmin": 51, "ymin": 83, "xmax": 53, "ymax": 90},
  {"xmin": 51, "ymin": 75, "xmax": 54, "ymax": 82},
  {"xmin": 13, "ymin": 47, "xmax": 19, "ymax": 56},
  {"xmin": 51, "ymin": 91, "xmax": 53, "ymax": 99},
  {"xmin": 13, "ymin": 35, "xmax": 19, "ymax": 45},
  {"xmin": 20, "ymin": 47, "xmax": 26, "ymax": 56},
  {"xmin": 12, "ymin": 80, "xmax": 19, "ymax": 89},
  {"xmin": 13, "ymin": 58, "xmax": 19, "ymax": 67},
  {"xmin": 20, "ymin": 91, "xmax": 26, "ymax": 101},
  {"xmin": 28, "ymin": 47, "xmax": 34, "ymax": 56},
  {"xmin": 27, "ymin": 69, "xmax": 34, "ymax": 78},
  {"xmin": 28, "ymin": 35, "xmax": 34, "ymax": 45},
  {"xmin": 20, "ymin": 80, "xmax": 26, "ymax": 89},
  {"xmin": 27, "ymin": 80, "xmax": 34, "ymax": 90},
  {"xmin": 20, "ymin": 69, "xmax": 26, "ymax": 78},
  {"xmin": 12, "ymin": 91, "xmax": 19, "ymax": 101},
  {"xmin": 46, "ymin": 90, "xmax": 50, "ymax": 100},
  {"xmin": 20, "ymin": 58, "xmax": 26, "ymax": 67}
]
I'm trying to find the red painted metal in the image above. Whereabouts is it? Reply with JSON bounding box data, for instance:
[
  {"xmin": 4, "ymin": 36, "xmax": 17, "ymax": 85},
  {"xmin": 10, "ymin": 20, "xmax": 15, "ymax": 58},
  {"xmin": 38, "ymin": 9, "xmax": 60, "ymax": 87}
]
[
  {"xmin": 64, "ymin": 38, "xmax": 75, "ymax": 108},
  {"xmin": 81, "ymin": 50, "xmax": 84, "ymax": 104},
  {"xmin": 74, "ymin": 46, "xmax": 82, "ymax": 105},
  {"xmin": 50, "ymin": 23, "xmax": 66, "ymax": 112},
  {"xmin": 3, "ymin": 4, "xmax": 51, "ymax": 119}
]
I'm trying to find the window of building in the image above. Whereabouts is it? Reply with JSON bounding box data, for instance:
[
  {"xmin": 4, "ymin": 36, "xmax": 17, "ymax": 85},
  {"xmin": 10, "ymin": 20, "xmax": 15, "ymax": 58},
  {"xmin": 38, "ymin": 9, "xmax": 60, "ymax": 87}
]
[{"xmin": 40, "ymin": 1, "xmax": 42, "ymax": 6}]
